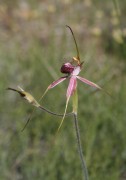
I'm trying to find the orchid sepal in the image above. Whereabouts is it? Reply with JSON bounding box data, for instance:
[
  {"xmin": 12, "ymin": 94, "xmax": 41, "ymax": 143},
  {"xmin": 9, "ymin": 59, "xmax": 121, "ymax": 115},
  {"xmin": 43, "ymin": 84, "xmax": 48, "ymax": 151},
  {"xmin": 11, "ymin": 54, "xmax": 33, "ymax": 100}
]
[{"xmin": 77, "ymin": 76, "xmax": 102, "ymax": 90}]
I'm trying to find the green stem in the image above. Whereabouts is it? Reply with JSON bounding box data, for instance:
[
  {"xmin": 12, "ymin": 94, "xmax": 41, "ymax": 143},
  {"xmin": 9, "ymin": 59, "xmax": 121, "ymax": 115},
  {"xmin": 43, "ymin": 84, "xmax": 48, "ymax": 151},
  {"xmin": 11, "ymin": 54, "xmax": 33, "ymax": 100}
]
[{"xmin": 73, "ymin": 113, "xmax": 89, "ymax": 180}]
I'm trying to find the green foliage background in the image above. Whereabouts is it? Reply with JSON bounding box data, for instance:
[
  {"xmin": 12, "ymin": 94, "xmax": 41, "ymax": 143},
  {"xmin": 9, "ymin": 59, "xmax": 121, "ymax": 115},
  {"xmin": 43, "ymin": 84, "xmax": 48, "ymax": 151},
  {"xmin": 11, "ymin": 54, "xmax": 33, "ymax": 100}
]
[{"xmin": 0, "ymin": 0, "xmax": 126, "ymax": 179}]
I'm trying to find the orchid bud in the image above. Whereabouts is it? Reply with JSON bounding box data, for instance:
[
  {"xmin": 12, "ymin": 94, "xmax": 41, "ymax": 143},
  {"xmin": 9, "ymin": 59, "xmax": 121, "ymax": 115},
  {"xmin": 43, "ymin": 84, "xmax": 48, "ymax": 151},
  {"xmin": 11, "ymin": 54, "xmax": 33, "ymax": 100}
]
[{"xmin": 60, "ymin": 63, "xmax": 75, "ymax": 74}]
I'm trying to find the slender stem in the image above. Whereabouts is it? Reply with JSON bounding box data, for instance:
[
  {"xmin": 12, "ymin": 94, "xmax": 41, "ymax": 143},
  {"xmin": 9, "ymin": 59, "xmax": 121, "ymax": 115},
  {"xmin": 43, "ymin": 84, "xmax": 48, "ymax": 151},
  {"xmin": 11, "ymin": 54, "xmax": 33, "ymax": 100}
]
[{"xmin": 73, "ymin": 113, "xmax": 89, "ymax": 180}]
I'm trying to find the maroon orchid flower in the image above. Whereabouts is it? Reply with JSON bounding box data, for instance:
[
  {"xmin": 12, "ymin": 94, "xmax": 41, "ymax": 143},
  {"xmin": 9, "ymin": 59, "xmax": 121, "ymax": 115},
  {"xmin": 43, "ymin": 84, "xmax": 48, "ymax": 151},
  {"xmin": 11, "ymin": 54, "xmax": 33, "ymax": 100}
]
[{"xmin": 41, "ymin": 26, "xmax": 103, "ymax": 133}]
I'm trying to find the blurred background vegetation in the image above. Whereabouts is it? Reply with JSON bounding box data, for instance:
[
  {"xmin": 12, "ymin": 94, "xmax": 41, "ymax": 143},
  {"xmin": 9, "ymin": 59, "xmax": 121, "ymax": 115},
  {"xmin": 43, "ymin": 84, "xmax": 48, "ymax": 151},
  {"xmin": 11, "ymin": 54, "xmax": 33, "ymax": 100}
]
[{"xmin": 0, "ymin": 0, "xmax": 126, "ymax": 179}]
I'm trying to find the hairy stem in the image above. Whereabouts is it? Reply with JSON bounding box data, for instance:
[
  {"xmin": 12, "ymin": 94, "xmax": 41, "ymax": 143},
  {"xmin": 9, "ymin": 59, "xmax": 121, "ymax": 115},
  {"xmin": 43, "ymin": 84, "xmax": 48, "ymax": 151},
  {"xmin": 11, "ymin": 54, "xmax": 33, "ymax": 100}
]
[{"xmin": 73, "ymin": 113, "xmax": 89, "ymax": 180}]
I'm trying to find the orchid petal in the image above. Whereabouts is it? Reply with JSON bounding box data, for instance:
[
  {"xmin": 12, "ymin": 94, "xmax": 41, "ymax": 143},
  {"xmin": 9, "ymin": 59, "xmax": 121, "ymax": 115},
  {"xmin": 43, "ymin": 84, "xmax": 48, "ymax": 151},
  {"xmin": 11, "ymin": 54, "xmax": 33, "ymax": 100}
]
[
  {"xmin": 49, "ymin": 76, "xmax": 67, "ymax": 89},
  {"xmin": 56, "ymin": 76, "xmax": 77, "ymax": 134},
  {"xmin": 77, "ymin": 76, "xmax": 102, "ymax": 90},
  {"xmin": 39, "ymin": 76, "xmax": 67, "ymax": 103}
]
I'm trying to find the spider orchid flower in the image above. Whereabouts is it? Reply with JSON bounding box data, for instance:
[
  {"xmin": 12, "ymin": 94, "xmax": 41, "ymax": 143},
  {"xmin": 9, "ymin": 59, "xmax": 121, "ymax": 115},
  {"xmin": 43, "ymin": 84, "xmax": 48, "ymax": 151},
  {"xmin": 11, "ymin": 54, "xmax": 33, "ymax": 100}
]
[
  {"xmin": 41, "ymin": 26, "xmax": 103, "ymax": 133},
  {"xmin": 42, "ymin": 60, "xmax": 102, "ymax": 133}
]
